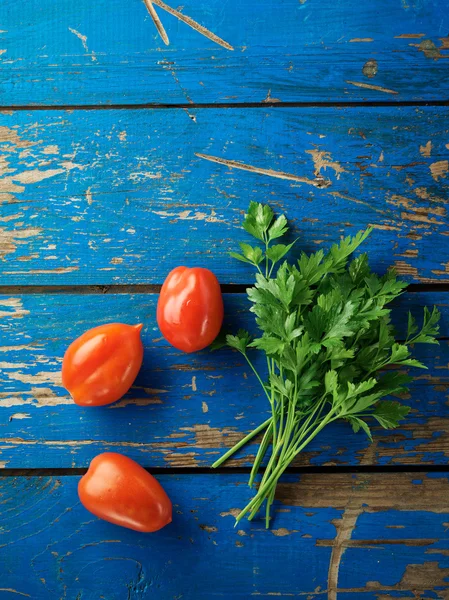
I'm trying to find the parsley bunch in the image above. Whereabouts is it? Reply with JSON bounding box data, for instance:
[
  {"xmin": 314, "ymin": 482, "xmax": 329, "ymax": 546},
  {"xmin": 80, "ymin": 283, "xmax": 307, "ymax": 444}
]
[{"xmin": 212, "ymin": 202, "xmax": 440, "ymax": 527}]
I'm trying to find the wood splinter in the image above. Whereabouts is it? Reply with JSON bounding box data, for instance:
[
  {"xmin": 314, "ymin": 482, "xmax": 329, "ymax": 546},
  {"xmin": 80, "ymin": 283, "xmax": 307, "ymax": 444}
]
[
  {"xmin": 143, "ymin": 0, "xmax": 170, "ymax": 46},
  {"xmin": 143, "ymin": 0, "xmax": 234, "ymax": 51}
]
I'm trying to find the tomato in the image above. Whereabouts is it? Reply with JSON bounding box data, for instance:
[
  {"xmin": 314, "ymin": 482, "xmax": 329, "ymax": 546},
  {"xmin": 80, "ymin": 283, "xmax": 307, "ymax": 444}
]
[
  {"xmin": 78, "ymin": 453, "xmax": 172, "ymax": 532},
  {"xmin": 157, "ymin": 266, "xmax": 224, "ymax": 353},
  {"xmin": 62, "ymin": 323, "xmax": 144, "ymax": 406}
]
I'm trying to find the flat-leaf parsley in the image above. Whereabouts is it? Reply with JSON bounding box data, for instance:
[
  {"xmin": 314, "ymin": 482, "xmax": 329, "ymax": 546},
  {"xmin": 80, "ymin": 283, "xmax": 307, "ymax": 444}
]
[{"xmin": 212, "ymin": 202, "xmax": 440, "ymax": 527}]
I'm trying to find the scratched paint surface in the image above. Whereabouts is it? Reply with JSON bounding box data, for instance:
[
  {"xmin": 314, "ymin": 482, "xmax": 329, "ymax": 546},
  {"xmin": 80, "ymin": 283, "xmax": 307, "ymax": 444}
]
[
  {"xmin": 0, "ymin": 0, "xmax": 448, "ymax": 104},
  {"xmin": 1, "ymin": 108, "xmax": 448, "ymax": 285},
  {"xmin": 0, "ymin": 473, "xmax": 448, "ymax": 599},
  {"xmin": 2, "ymin": 0, "xmax": 449, "ymax": 596},
  {"xmin": 0, "ymin": 292, "xmax": 447, "ymax": 469}
]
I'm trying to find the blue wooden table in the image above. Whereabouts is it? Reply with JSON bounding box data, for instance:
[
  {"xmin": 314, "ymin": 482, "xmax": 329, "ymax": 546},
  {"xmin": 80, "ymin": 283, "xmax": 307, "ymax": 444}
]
[{"xmin": 1, "ymin": 1, "xmax": 449, "ymax": 598}]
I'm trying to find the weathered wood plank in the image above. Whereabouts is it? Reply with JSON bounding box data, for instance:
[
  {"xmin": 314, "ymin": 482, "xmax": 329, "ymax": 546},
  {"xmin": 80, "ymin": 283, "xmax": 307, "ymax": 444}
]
[
  {"xmin": 1, "ymin": 0, "xmax": 448, "ymax": 104},
  {"xmin": 1, "ymin": 472, "xmax": 449, "ymax": 598},
  {"xmin": 1, "ymin": 107, "xmax": 448, "ymax": 285},
  {"xmin": 0, "ymin": 292, "xmax": 447, "ymax": 469}
]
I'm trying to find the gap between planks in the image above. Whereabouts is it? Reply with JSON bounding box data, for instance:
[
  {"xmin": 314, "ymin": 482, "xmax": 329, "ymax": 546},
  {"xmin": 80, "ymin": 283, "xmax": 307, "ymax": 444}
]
[
  {"xmin": 1, "ymin": 283, "xmax": 449, "ymax": 296},
  {"xmin": 1, "ymin": 100, "xmax": 449, "ymax": 112},
  {"xmin": 2, "ymin": 464, "xmax": 449, "ymax": 478}
]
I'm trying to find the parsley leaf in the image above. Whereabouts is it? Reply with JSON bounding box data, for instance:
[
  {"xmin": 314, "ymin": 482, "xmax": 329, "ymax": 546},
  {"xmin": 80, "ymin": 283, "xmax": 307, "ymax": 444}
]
[{"xmin": 373, "ymin": 401, "xmax": 411, "ymax": 429}]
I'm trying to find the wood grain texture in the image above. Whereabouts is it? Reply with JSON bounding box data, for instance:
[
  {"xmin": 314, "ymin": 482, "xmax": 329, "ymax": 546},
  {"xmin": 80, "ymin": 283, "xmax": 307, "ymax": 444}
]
[
  {"xmin": 0, "ymin": 291, "xmax": 447, "ymax": 469},
  {"xmin": 1, "ymin": 107, "xmax": 448, "ymax": 285},
  {"xmin": 1, "ymin": 472, "xmax": 449, "ymax": 599},
  {"xmin": 0, "ymin": 0, "xmax": 448, "ymax": 105}
]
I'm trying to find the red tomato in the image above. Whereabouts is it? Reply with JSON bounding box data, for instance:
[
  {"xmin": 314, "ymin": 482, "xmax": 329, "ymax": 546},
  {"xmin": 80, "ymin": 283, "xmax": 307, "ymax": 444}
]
[
  {"xmin": 157, "ymin": 266, "xmax": 224, "ymax": 353},
  {"xmin": 78, "ymin": 453, "xmax": 172, "ymax": 532},
  {"xmin": 62, "ymin": 323, "xmax": 144, "ymax": 406}
]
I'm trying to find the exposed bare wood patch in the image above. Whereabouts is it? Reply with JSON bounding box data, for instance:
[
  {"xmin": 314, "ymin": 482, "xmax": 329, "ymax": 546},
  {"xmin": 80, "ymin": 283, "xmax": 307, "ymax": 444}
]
[
  {"xmin": 1, "ymin": 160, "xmax": 84, "ymax": 194},
  {"xmin": 277, "ymin": 473, "xmax": 449, "ymax": 511},
  {"xmin": 202, "ymin": 401, "xmax": 209, "ymax": 413},
  {"xmin": 262, "ymin": 89, "xmax": 282, "ymax": 103},
  {"xmin": 392, "ymin": 161, "xmax": 426, "ymax": 171},
  {"xmin": 163, "ymin": 451, "xmax": 199, "ymax": 467},
  {"xmin": 394, "ymin": 33, "xmax": 426, "ymax": 38},
  {"xmin": 152, "ymin": 209, "xmax": 226, "ymax": 223},
  {"xmin": 42, "ymin": 145, "xmax": 59, "ymax": 155},
  {"xmin": 0, "ymin": 344, "xmax": 39, "ymax": 353},
  {"xmin": 0, "ymin": 298, "xmax": 30, "ymax": 319},
  {"xmin": 0, "ymin": 213, "xmax": 22, "ymax": 224},
  {"xmin": 0, "ymin": 437, "xmax": 186, "ymax": 450},
  {"xmin": 327, "ymin": 505, "xmax": 363, "ymax": 600},
  {"xmin": 349, "ymin": 38, "xmax": 374, "ymax": 42},
  {"xmin": 220, "ymin": 509, "xmax": 241, "ymax": 518},
  {"xmin": 362, "ymin": 59, "xmax": 378, "ymax": 78},
  {"xmin": 114, "ymin": 396, "xmax": 163, "ymax": 410},
  {"xmin": 271, "ymin": 528, "xmax": 298, "ymax": 537},
  {"xmin": 401, "ymin": 211, "xmax": 441, "ymax": 225},
  {"xmin": 417, "ymin": 39, "xmax": 448, "ymax": 60},
  {"xmin": 413, "ymin": 187, "xmax": 447, "ymax": 204},
  {"xmin": 0, "ymin": 387, "xmax": 70, "ymax": 408},
  {"xmin": 358, "ymin": 438, "xmax": 379, "ymax": 465},
  {"xmin": 396, "ymin": 248, "xmax": 419, "ymax": 258},
  {"xmin": 411, "ymin": 417, "xmax": 449, "ymax": 456},
  {"xmin": 346, "ymin": 81, "xmax": 398, "ymax": 95},
  {"xmin": 199, "ymin": 524, "xmax": 217, "ymax": 533},
  {"xmin": 431, "ymin": 261, "xmax": 449, "ymax": 277},
  {"xmin": 329, "ymin": 191, "xmax": 386, "ymax": 215},
  {"xmin": 0, "ymin": 168, "xmax": 60, "ymax": 194},
  {"xmin": 0, "ymin": 126, "xmax": 37, "ymax": 150},
  {"xmin": 3, "ymin": 267, "xmax": 79, "ymax": 275},
  {"xmin": 9, "ymin": 413, "xmax": 31, "ymax": 421},
  {"xmin": 369, "ymin": 223, "xmax": 401, "ymax": 231},
  {"xmin": 151, "ymin": 0, "xmax": 234, "ymax": 51},
  {"xmin": 305, "ymin": 149, "xmax": 345, "ymax": 179},
  {"xmin": 362, "ymin": 561, "xmax": 449, "ymax": 592},
  {"xmin": 85, "ymin": 186, "xmax": 93, "ymax": 206},
  {"xmin": 129, "ymin": 170, "xmax": 162, "ymax": 182},
  {"xmin": 0, "ymin": 227, "xmax": 42, "ymax": 259},
  {"xmin": 181, "ymin": 424, "xmax": 243, "ymax": 449},
  {"xmin": 430, "ymin": 160, "xmax": 449, "ymax": 181},
  {"xmin": 393, "ymin": 261, "xmax": 441, "ymax": 282},
  {"xmin": 419, "ymin": 140, "xmax": 432, "ymax": 157},
  {"xmin": 318, "ymin": 538, "xmax": 438, "ymax": 548},
  {"xmin": 196, "ymin": 153, "xmax": 331, "ymax": 189},
  {"xmin": 387, "ymin": 194, "xmax": 446, "ymax": 224},
  {"xmin": 68, "ymin": 27, "xmax": 97, "ymax": 62},
  {"xmin": 426, "ymin": 548, "xmax": 449, "ymax": 556}
]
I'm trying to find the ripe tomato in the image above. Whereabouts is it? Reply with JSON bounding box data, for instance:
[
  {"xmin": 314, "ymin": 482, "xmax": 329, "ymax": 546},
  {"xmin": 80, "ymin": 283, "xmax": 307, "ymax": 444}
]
[
  {"xmin": 157, "ymin": 266, "xmax": 224, "ymax": 353},
  {"xmin": 62, "ymin": 323, "xmax": 144, "ymax": 406},
  {"xmin": 78, "ymin": 453, "xmax": 172, "ymax": 532}
]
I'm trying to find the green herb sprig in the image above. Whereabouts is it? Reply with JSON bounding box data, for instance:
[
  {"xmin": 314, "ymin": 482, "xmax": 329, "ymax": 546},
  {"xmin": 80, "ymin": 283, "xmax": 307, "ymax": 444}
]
[{"xmin": 212, "ymin": 202, "xmax": 440, "ymax": 527}]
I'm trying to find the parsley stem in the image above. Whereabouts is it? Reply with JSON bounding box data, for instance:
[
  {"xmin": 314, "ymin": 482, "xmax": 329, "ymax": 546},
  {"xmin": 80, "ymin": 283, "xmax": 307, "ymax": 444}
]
[
  {"xmin": 249, "ymin": 421, "xmax": 274, "ymax": 487},
  {"xmin": 237, "ymin": 410, "xmax": 338, "ymax": 524},
  {"xmin": 242, "ymin": 352, "xmax": 272, "ymax": 404},
  {"xmin": 267, "ymin": 357, "xmax": 277, "ymax": 448},
  {"xmin": 265, "ymin": 486, "xmax": 276, "ymax": 528},
  {"xmin": 264, "ymin": 238, "xmax": 269, "ymax": 278},
  {"xmin": 211, "ymin": 417, "xmax": 271, "ymax": 469}
]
